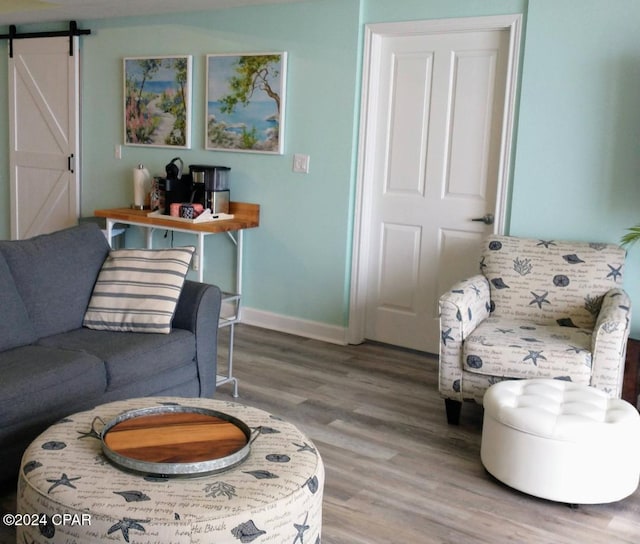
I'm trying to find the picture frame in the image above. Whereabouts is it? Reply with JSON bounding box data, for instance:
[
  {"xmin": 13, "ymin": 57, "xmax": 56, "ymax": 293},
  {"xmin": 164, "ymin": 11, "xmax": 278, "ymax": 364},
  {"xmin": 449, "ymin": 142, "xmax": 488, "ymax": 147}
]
[
  {"xmin": 124, "ymin": 55, "xmax": 192, "ymax": 148},
  {"xmin": 205, "ymin": 52, "xmax": 287, "ymax": 154}
]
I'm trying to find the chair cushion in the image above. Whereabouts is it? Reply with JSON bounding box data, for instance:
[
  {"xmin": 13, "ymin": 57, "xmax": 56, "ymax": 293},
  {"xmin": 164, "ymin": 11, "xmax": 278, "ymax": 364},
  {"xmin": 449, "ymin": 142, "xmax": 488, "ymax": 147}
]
[
  {"xmin": 0, "ymin": 252, "xmax": 37, "ymax": 351},
  {"xmin": 481, "ymin": 235, "xmax": 625, "ymax": 329},
  {"xmin": 463, "ymin": 317, "xmax": 593, "ymax": 384},
  {"xmin": 83, "ymin": 247, "xmax": 194, "ymax": 334},
  {"xmin": 0, "ymin": 223, "xmax": 110, "ymax": 338}
]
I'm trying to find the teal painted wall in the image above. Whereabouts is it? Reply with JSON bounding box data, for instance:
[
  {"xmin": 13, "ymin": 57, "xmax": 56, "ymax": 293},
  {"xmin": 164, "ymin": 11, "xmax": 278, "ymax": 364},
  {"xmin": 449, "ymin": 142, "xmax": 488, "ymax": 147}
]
[
  {"xmin": 509, "ymin": 0, "xmax": 640, "ymax": 336},
  {"xmin": 79, "ymin": 0, "xmax": 361, "ymax": 327},
  {"xmin": 2, "ymin": 0, "xmax": 640, "ymax": 335}
]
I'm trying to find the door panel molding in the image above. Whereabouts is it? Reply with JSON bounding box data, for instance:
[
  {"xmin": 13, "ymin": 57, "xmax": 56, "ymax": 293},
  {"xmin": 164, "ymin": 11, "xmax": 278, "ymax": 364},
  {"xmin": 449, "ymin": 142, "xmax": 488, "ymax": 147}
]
[
  {"xmin": 14, "ymin": 55, "xmax": 69, "ymax": 151},
  {"xmin": 378, "ymin": 222, "xmax": 422, "ymax": 312},
  {"xmin": 348, "ymin": 14, "xmax": 522, "ymax": 346}
]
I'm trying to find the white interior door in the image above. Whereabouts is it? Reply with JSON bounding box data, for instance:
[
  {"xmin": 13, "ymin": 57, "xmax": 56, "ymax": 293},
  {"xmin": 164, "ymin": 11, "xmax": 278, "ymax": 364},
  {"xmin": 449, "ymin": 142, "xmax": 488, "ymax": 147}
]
[
  {"xmin": 8, "ymin": 36, "xmax": 80, "ymax": 240},
  {"xmin": 350, "ymin": 16, "xmax": 521, "ymax": 353}
]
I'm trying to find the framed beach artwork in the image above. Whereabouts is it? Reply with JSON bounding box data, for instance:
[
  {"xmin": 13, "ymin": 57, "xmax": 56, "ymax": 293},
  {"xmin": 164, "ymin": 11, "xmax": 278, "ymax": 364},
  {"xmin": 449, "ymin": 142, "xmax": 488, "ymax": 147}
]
[
  {"xmin": 124, "ymin": 55, "xmax": 192, "ymax": 148},
  {"xmin": 206, "ymin": 52, "xmax": 287, "ymax": 154}
]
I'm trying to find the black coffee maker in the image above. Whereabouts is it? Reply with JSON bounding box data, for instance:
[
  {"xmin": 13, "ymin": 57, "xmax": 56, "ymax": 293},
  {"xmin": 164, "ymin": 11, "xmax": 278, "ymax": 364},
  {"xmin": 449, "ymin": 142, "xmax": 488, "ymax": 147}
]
[
  {"xmin": 189, "ymin": 164, "xmax": 230, "ymax": 213},
  {"xmin": 162, "ymin": 157, "xmax": 191, "ymax": 214}
]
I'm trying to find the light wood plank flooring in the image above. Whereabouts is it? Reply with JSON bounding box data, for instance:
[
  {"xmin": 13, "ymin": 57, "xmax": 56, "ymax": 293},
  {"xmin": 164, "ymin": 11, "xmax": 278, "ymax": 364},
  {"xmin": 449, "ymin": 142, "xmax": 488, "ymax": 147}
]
[{"xmin": 2, "ymin": 324, "xmax": 639, "ymax": 543}]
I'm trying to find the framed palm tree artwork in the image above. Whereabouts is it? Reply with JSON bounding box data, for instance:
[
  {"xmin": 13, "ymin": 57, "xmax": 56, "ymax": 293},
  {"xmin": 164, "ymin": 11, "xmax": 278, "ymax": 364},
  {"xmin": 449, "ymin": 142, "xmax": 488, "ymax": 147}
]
[
  {"xmin": 206, "ymin": 52, "xmax": 287, "ymax": 154},
  {"xmin": 124, "ymin": 55, "xmax": 192, "ymax": 148}
]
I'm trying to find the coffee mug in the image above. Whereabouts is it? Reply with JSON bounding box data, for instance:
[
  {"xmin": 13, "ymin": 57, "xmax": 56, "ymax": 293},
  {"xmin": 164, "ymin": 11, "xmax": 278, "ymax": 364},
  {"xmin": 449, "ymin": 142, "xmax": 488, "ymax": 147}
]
[{"xmin": 169, "ymin": 202, "xmax": 181, "ymax": 217}]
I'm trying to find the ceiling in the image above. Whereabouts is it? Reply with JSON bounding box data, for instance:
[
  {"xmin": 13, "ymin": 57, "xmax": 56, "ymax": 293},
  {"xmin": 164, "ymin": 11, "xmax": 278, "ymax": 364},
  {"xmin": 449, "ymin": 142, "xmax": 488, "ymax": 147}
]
[{"xmin": 0, "ymin": 0, "xmax": 302, "ymax": 26}]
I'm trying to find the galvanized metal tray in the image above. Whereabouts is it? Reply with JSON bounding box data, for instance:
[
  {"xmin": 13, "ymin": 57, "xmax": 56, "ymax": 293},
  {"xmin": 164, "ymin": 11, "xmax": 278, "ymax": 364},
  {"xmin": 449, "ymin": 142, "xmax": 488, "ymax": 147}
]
[{"xmin": 100, "ymin": 405, "xmax": 252, "ymax": 477}]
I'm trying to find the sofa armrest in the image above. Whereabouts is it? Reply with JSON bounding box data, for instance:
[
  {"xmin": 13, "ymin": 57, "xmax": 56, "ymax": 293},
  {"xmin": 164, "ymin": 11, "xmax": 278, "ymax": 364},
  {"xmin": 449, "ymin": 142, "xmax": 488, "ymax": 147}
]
[
  {"xmin": 173, "ymin": 280, "xmax": 222, "ymax": 398},
  {"xmin": 438, "ymin": 274, "xmax": 491, "ymax": 401},
  {"xmin": 590, "ymin": 288, "xmax": 632, "ymax": 398}
]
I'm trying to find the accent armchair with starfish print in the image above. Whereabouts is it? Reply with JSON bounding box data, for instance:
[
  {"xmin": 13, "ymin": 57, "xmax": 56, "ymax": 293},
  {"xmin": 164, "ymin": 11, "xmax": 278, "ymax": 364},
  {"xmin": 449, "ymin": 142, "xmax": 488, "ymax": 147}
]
[{"xmin": 438, "ymin": 235, "xmax": 631, "ymax": 424}]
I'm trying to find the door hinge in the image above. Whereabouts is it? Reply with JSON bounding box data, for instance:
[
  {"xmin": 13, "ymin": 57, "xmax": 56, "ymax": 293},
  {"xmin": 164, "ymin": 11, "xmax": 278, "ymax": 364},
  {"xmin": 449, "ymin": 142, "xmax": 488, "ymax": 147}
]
[{"xmin": 68, "ymin": 154, "xmax": 75, "ymax": 173}]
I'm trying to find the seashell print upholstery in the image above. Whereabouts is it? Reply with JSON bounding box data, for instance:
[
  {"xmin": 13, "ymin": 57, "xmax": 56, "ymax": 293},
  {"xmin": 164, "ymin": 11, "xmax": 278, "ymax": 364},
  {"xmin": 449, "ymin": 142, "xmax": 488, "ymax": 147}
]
[
  {"xmin": 438, "ymin": 235, "xmax": 631, "ymax": 424},
  {"xmin": 17, "ymin": 397, "xmax": 324, "ymax": 544}
]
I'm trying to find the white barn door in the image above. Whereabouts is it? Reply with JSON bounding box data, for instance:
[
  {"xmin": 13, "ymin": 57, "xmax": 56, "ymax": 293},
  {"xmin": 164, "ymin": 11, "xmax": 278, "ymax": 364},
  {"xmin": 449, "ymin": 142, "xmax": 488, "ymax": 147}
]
[
  {"xmin": 8, "ymin": 36, "xmax": 80, "ymax": 239},
  {"xmin": 350, "ymin": 15, "xmax": 521, "ymax": 353}
]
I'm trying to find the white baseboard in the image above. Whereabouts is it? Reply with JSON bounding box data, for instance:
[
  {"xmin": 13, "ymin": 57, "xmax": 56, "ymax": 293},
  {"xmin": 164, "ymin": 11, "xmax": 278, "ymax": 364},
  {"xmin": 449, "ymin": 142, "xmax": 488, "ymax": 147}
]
[{"xmin": 239, "ymin": 307, "xmax": 348, "ymax": 345}]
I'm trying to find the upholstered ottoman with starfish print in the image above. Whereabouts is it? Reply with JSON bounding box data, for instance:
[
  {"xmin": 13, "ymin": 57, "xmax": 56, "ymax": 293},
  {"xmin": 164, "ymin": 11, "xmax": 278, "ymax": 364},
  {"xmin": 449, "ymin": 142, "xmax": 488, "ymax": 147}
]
[
  {"xmin": 16, "ymin": 397, "xmax": 324, "ymax": 543},
  {"xmin": 481, "ymin": 379, "xmax": 640, "ymax": 504}
]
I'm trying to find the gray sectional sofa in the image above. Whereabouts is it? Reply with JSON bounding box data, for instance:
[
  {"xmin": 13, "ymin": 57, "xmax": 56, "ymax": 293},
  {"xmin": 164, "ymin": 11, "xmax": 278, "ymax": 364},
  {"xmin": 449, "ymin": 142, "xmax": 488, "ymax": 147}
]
[{"xmin": 0, "ymin": 223, "xmax": 222, "ymax": 485}]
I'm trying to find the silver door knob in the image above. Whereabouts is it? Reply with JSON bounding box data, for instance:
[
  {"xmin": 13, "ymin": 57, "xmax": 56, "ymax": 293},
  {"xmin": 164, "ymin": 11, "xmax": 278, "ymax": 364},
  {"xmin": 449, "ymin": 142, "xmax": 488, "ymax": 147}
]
[{"xmin": 471, "ymin": 213, "xmax": 494, "ymax": 225}]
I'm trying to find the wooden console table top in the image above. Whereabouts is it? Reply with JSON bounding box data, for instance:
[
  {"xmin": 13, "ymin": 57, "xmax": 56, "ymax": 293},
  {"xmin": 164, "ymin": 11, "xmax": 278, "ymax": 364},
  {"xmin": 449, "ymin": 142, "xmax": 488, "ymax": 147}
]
[{"xmin": 94, "ymin": 201, "xmax": 260, "ymax": 234}]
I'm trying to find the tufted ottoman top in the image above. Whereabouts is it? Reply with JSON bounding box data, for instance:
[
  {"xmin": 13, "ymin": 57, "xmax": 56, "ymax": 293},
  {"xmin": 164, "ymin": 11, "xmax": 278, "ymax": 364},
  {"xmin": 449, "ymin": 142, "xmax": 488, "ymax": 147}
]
[{"xmin": 483, "ymin": 379, "xmax": 640, "ymax": 442}]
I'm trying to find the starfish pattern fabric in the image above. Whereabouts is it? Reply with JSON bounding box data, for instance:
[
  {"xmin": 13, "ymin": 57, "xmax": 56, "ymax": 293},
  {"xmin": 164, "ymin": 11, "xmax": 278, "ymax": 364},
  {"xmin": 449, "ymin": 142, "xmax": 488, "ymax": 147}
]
[
  {"xmin": 438, "ymin": 234, "xmax": 631, "ymax": 406},
  {"xmin": 16, "ymin": 397, "xmax": 325, "ymax": 543}
]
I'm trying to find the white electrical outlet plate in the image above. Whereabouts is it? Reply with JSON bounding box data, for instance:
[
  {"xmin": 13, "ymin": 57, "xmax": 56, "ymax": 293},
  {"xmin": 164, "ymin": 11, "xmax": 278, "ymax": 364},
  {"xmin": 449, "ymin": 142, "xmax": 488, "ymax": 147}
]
[
  {"xmin": 114, "ymin": 145, "xmax": 122, "ymax": 159},
  {"xmin": 293, "ymin": 153, "xmax": 310, "ymax": 174}
]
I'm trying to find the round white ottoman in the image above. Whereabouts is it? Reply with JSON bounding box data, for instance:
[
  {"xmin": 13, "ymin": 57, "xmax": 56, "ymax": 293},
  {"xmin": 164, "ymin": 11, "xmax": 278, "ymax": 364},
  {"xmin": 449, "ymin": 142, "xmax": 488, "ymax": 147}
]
[
  {"xmin": 17, "ymin": 397, "xmax": 324, "ymax": 543},
  {"xmin": 481, "ymin": 379, "xmax": 640, "ymax": 504}
]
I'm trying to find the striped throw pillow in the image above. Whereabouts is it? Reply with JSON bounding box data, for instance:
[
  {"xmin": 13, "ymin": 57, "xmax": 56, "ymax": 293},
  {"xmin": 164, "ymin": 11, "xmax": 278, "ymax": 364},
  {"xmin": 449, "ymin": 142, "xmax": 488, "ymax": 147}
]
[{"xmin": 83, "ymin": 247, "xmax": 195, "ymax": 334}]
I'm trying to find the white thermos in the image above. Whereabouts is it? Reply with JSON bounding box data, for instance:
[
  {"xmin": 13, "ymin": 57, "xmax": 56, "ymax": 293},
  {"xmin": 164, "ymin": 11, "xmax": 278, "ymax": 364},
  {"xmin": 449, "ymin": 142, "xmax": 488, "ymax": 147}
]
[{"xmin": 132, "ymin": 164, "xmax": 151, "ymax": 209}]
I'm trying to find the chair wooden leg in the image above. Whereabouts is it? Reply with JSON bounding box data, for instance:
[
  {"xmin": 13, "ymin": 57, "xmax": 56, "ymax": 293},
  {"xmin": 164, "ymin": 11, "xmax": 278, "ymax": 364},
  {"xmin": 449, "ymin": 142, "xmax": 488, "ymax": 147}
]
[{"xmin": 445, "ymin": 398, "xmax": 462, "ymax": 425}]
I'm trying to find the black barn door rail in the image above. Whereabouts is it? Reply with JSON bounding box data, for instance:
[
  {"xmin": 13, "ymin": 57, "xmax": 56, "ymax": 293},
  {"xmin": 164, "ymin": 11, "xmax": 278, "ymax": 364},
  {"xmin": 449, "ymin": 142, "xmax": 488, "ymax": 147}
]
[{"xmin": 0, "ymin": 20, "xmax": 91, "ymax": 57}]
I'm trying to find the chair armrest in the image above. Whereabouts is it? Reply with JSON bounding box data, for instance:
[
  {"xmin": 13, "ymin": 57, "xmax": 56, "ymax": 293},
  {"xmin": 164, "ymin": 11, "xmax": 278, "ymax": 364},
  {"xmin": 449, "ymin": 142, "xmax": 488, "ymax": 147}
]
[
  {"xmin": 590, "ymin": 288, "xmax": 632, "ymax": 398},
  {"xmin": 173, "ymin": 280, "xmax": 222, "ymax": 398},
  {"xmin": 438, "ymin": 274, "xmax": 491, "ymax": 400},
  {"xmin": 439, "ymin": 274, "xmax": 492, "ymax": 340}
]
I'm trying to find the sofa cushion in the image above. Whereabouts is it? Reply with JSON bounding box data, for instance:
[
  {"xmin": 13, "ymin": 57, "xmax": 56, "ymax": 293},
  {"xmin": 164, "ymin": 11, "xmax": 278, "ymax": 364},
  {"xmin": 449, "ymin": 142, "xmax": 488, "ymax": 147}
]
[
  {"xmin": 100, "ymin": 363, "xmax": 200, "ymax": 402},
  {"xmin": 0, "ymin": 345, "xmax": 107, "ymax": 428},
  {"xmin": 83, "ymin": 247, "xmax": 195, "ymax": 334},
  {"xmin": 38, "ymin": 327, "xmax": 197, "ymax": 392},
  {"xmin": 0, "ymin": 223, "xmax": 110, "ymax": 339},
  {"xmin": 463, "ymin": 316, "xmax": 593, "ymax": 385},
  {"xmin": 0, "ymin": 251, "xmax": 37, "ymax": 350}
]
